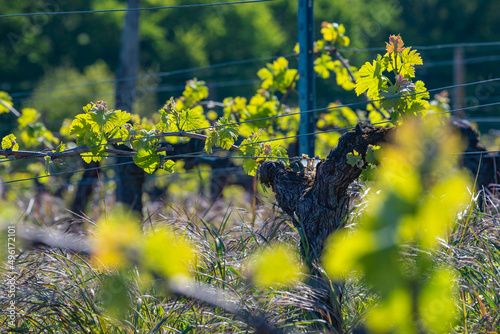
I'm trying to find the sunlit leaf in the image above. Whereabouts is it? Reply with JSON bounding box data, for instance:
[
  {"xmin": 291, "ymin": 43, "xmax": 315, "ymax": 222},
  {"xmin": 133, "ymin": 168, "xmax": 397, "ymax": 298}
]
[
  {"xmin": 385, "ymin": 34, "xmax": 405, "ymax": 54},
  {"xmin": 133, "ymin": 147, "xmax": 159, "ymax": 174},
  {"xmin": 142, "ymin": 227, "xmax": 195, "ymax": 279},
  {"xmin": 17, "ymin": 108, "xmax": 38, "ymax": 129},
  {"xmin": 0, "ymin": 91, "xmax": 13, "ymax": 114},
  {"xmin": 162, "ymin": 159, "xmax": 175, "ymax": 173},
  {"xmin": 248, "ymin": 244, "xmax": 306, "ymax": 287},
  {"xmin": 419, "ymin": 266, "xmax": 458, "ymax": 332},
  {"xmin": 92, "ymin": 208, "xmax": 142, "ymax": 270},
  {"xmin": 1, "ymin": 134, "xmax": 19, "ymax": 151},
  {"xmin": 100, "ymin": 274, "xmax": 132, "ymax": 320},
  {"xmin": 355, "ymin": 56, "xmax": 387, "ymax": 99}
]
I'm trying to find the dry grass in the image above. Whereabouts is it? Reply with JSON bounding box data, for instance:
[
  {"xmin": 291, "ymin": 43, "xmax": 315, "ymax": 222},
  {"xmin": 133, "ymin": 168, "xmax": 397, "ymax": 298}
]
[{"xmin": 0, "ymin": 187, "xmax": 499, "ymax": 333}]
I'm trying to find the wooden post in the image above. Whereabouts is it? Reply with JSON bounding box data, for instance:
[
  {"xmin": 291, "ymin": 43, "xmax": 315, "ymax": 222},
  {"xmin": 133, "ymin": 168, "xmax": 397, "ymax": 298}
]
[
  {"xmin": 115, "ymin": 0, "xmax": 140, "ymax": 113},
  {"xmin": 453, "ymin": 46, "xmax": 465, "ymax": 116},
  {"xmin": 114, "ymin": 0, "xmax": 145, "ymax": 215},
  {"xmin": 298, "ymin": 0, "xmax": 316, "ymax": 157}
]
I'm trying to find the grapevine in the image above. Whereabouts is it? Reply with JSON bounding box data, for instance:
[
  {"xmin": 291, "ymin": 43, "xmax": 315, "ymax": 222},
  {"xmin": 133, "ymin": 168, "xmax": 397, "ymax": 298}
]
[{"xmin": 0, "ymin": 28, "xmax": 439, "ymax": 184}]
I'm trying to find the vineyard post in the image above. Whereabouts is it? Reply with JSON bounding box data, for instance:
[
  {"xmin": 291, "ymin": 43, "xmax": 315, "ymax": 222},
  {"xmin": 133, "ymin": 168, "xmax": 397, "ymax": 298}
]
[
  {"xmin": 453, "ymin": 46, "xmax": 466, "ymax": 116},
  {"xmin": 114, "ymin": 0, "xmax": 144, "ymax": 214},
  {"xmin": 297, "ymin": 0, "xmax": 316, "ymax": 156}
]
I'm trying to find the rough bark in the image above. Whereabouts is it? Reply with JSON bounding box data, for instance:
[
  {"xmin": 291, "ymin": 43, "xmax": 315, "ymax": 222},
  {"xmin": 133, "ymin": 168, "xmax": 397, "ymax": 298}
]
[
  {"xmin": 261, "ymin": 123, "xmax": 391, "ymax": 333},
  {"xmin": 115, "ymin": 145, "xmax": 146, "ymax": 214},
  {"xmin": 71, "ymin": 161, "xmax": 99, "ymax": 215},
  {"xmin": 451, "ymin": 118, "xmax": 500, "ymax": 192},
  {"xmin": 261, "ymin": 122, "xmax": 392, "ymax": 261},
  {"xmin": 262, "ymin": 118, "xmax": 498, "ymax": 261},
  {"xmin": 114, "ymin": 0, "xmax": 143, "ymax": 214},
  {"xmin": 261, "ymin": 119, "xmax": 498, "ymax": 333}
]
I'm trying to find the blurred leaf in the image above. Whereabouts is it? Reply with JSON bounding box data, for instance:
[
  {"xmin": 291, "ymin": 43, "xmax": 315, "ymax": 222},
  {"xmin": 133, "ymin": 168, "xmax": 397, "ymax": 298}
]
[
  {"xmin": 323, "ymin": 118, "xmax": 471, "ymax": 333},
  {"xmin": 92, "ymin": 208, "xmax": 142, "ymax": 269},
  {"xmin": 249, "ymin": 244, "xmax": 306, "ymax": 287},
  {"xmin": 101, "ymin": 274, "xmax": 132, "ymax": 320},
  {"xmin": 1, "ymin": 134, "xmax": 19, "ymax": 151},
  {"xmin": 0, "ymin": 91, "xmax": 13, "ymax": 114},
  {"xmin": 142, "ymin": 227, "xmax": 195, "ymax": 279},
  {"xmin": 17, "ymin": 108, "xmax": 38, "ymax": 129},
  {"xmin": 419, "ymin": 266, "xmax": 458, "ymax": 332},
  {"xmin": 133, "ymin": 147, "xmax": 159, "ymax": 174},
  {"xmin": 162, "ymin": 159, "xmax": 175, "ymax": 173}
]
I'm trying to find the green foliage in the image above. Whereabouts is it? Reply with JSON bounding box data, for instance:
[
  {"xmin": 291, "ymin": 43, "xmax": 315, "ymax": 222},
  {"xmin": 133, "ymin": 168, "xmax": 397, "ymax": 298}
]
[
  {"xmin": 355, "ymin": 56, "xmax": 388, "ymax": 99},
  {"xmin": 320, "ymin": 22, "xmax": 350, "ymax": 46},
  {"xmin": 314, "ymin": 53, "xmax": 336, "ymax": 79},
  {"xmin": 1, "ymin": 133, "xmax": 18, "ymax": 151},
  {"xmin": 355, "ymin": 35, "xmax": 430, "ymax": 122},
  {"xmin": 257, "ymin": 57, "xmax": 298, "ymax": 94},
  {"xmin": 346, "ymin": 150, "xmax": 363, "ymax": 168},
  {"xmin": 133, "ymin": 146, "xmax": 159, "ymax": 174},
  {"xmin": 0, "ymin": 91, "xmax": 13, "ymax": 114},
  {"xmin": 238, "ymin": 130, "xmax": 288, "ymax": 176},
  {"xmin": 142, "ymin": 226, "xmax": 195, "ymax": 279},
  {"xmin": 205, "ymin": 117, "xmax": 239, "ymax": 154},
  {"xmin": 70, "ymin": 102, "xmax": 114, "ymax": 163},
  {"xmin": 17, "ymin": 108, "xmax": 58, "ymax": 148},
  {"xmin": 1, "ymin": 8, "xmax": 499, "ymax": 333},
  {"xmin": 323, "ymin": 118, "xmax": 471, "ymax": 333},
  {"xmin": 247, "ymin": 243, "xmax": 306, "ymax": 287},
  {"xmin": 161, "ymin": 158, "xmax": 175, "ymax": 173},
  {"xmin": 157, "ymin": 96, "xmax": 209, "ymax": 133},
  {"xmin": 182, "ymin": 78, "xmax": 209, "ymax": 107}
]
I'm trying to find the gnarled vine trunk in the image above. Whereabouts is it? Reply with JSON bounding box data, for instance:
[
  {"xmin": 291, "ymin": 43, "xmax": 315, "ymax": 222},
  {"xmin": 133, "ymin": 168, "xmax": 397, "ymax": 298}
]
[
  {"xmin": 261, "ymin": 122, "xmax": 391, "ymax": 333},
  {"xmin": 261, "ymin": 119, "xmax": 498, "ymax": 332},
  {"xmin": 261, "ymin": 123, "xmax": 392, "ymax": 261}
]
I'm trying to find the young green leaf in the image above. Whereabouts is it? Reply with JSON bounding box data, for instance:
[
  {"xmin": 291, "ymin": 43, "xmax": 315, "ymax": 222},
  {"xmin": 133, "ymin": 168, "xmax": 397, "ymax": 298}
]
[
  {"xmin": 387, "ymin": 47, "xmax": 423, "ymax": 78},
  {"xmin": 17, "ymin": 108, "xmax": 38, "ymax": 129},
  {"xmin": 346, "ymin": 150, "xmax": 363, "ymax": 168},
  {"xmin": 178, "ymin": 106, "xmax": 209, "ymax": 132},
  {"xmin": 133, "ymin": 147, "xmax": 159, "ymax": 174},
  {"xmin": 162, "ymin": 159, "xmax": 175, "ymax": 173},
  {"xmin": 0, "ymin": 91, "xmax": 13, "ymax": 114},
  {"xmin": 355, "ymin": 56, "xmax": 387, "ymax": 99},
  {"xmin": 314, "ymin": 54, "xmax": 336, "ymax": 79},
  {"xmin": 182, "ymin": 78, "xmax": 209, "ymax": 107},
  {"xmin": 1, "ymin": 134, "xmax": 19, "ymax": 151}
]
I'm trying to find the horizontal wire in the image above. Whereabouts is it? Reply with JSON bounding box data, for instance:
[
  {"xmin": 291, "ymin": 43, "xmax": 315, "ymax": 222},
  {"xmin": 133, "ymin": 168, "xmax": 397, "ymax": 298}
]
[
  {"xmin": 3, "ymin": 101, "xmax": 500, "ymax": 185},
  {"xmin": 467, "ymin": 118, "xmax": 500, "ymax": 123},
  {"xmin": 240, "ymin": 101, "xmax": 500, "ymax": 147},
  {"xmin": 2, "ymin": 77, "xmax": 500, "ymax": 165},
  {"xmin": 454, "ymin": 150, "xmax": 500, "ymax": 156},
  {"xmin": 13, "ymin": 78, "xmax": 261, "ymax": 104},
  {"xmin": 343, "ymin": 41, "xmax": 500, "ymax": 53},
  {"xmin": 0, "ymin": 0, "xmax": 275, "ymax": 18},
  {"xmin": 9, "ymin": 40, "xmax": 500, "ymax": 98},
  {"xmin": 2, "ymin": 166, "xmax": 249, "ymax": 190},
  {"xmin": 10, "ymin": 55, "xmax": 290, "ymax": 99},
  {"xmin": 422, "ymin": 55, "xmax": 500, "ymax": 68},
  {"xmin": 14, "ymin": 52, "xmax": 500, "ymax": 105},
  {"xmin": 0, "ymin": 161, "xmax": 135, "ymax": 185}
]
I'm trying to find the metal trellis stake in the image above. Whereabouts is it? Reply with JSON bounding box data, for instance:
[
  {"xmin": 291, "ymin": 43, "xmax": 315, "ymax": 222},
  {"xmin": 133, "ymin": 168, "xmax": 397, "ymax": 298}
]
[{"xmin": 298, "ymin": 0, "xmax": 316, "ymax": 157}]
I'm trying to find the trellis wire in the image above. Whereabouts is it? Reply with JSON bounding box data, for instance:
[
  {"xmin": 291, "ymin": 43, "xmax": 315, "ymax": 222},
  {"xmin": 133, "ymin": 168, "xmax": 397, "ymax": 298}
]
[
  {"xmin": 3, "ymin": 100, "xmax": 500, "ymax": 185},
  {"xmin": 0, "ymin": 0, "xmax": 275, "ymax": 18},
  {"xmin": 2, "ymin": 77, "xmax": 500, "ymax": 165}
]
